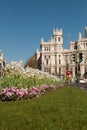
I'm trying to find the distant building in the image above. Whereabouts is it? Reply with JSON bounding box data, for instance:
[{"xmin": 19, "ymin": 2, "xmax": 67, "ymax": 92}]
[
  {"xmin": 36, "ymin": 27, "xmax": 87, "ymax": 79},
  {"xmin": 0, "ymin": 50, "xmax": 6, "ymax": 77}
]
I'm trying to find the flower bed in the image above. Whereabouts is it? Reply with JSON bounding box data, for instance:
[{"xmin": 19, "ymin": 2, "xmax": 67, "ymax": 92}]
[{"xmin": 0, "ymin": 84, "xmax": 62, "ymax": 101}]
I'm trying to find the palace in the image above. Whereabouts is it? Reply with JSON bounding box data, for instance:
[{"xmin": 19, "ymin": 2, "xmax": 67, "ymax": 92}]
[{"xmin": 36, "ymin": 27, "xmax": 87, "ymax": 79}]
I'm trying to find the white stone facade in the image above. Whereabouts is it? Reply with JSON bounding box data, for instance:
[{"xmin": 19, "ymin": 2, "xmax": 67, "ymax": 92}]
[
  {"xmin": 37, "ymin": 27, "xmax": 87, "ymax": 79},
  {"xmin": 0, "ymin": 50, "xmax": 6, "ymax": 76}
]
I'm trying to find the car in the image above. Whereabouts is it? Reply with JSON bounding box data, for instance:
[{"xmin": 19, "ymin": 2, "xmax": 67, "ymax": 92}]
[{"xmin": 79, "ymin": 78, "xmax": 86, "ymax": 83}]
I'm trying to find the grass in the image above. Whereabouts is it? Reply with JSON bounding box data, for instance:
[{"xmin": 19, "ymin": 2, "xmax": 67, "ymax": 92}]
[{"xmin": 0, "ymin": 87, "xmax": 87, "ymax": 130}]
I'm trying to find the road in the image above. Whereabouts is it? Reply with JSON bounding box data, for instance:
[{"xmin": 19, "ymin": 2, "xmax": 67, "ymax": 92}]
[{"xmin": 63, "ymin": 82, "xmax": 87, "ymax": 89}]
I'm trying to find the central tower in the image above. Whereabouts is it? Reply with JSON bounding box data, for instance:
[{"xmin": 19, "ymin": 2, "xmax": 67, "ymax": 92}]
[{"xmin": 53, "ymin": 28, "xmax": 63, "ymax": 50}]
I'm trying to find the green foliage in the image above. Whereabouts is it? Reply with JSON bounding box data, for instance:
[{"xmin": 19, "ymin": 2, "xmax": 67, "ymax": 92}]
[
  {"xmin": 0, "ymin": 87, "xmax": 87, "ymax": 129},
  {"xmin": 0, "ymin": 73, "xmax": 28, "ymax": 89},
  {"xmin": 0, "ymin": 71, "xmax": 60, "ymax": 90}
]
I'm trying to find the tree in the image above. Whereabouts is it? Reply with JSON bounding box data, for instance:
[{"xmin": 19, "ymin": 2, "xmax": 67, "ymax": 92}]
[{"xmin": 24, "ymin": 53, "xmax": 38, "ymax": 69}]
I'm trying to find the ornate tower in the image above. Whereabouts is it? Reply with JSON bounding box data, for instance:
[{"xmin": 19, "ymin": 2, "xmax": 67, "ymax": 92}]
[{"xmin": 53, "ymin": 28, "xmax": 63, "ymax": 50}]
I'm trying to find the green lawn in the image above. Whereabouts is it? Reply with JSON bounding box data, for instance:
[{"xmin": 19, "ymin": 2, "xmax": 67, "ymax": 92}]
[{"xmin": 0, "ymin": 87, "xmax": 87, "ymax": 130}]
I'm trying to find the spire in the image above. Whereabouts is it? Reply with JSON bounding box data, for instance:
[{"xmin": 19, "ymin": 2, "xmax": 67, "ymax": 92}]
[
  {"xmin": 78, "ymin": 32, "xmax": 82, "ymax": 40},
  {"xmin": 85, "ymin": 26, "xmax": 87, "ymax": 38},
  {"xmin": 51, "ymin": 36, "xmax": 53, "ymax": 42},
  {"xmin": 41, "ymin": 37, "xmax": 44, "ymax": 43},
  {"xmin": 53, "ymin": 28, "xmax": 63, "ymax": 36}
]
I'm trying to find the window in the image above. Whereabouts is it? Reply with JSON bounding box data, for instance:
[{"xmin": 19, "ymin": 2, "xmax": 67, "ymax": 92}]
[
  {"xmin": 59, "ymin": 55, "xmax": 61, "ymax": 58},
  {"xmin": 66, "ymin": 60, "xmax": 68, "ymax": 64},
  {"xmin": 55, "ymin": 59, "xmax": 57, "ymax": 65},
  {"xmin": 44, "ymin": 68, "xmax": 49, "ymax": 72},
  {"xmin": 74, "ymin": 45, "xmax": 77, "ymax": 50},
  {"xmin": 44, "ymin": 55, "xmax": 46, "ymax": 59},
  {"xmin": 59, "ymin": 68, "xmax": 61, "ymax": 75},
  {"xmin": 85, "ymin": 67, "xmax": 87, "ymax": 72},
  {"xmin": 86, "ymin": 43, "xmax": 87, "ymax": 47},
  {"xmin": 59, "ymin": 60, "xmax": 61, "ymax": 64},
  {"xmin": 44, "ymin": 47, "xmax": 50, "ymax": 51},
  {"xmin": 59, "ymin": 55, "xmax": 61, "ymax": 59},
  {"xmin": 46, "ymin": 59, "xmax": 48, "ymax": 65},
  {"xmin": 44, "ymin": 47, "xmax": 46, "ymax": 51},
  {"xmin": 58, "ymin": 37, "xmax": 61, "ymax": 42},
  {"xmin": 55, "ymin": 67, "xmax": 57, "ymax": 74},
  {"xmin": 84, "ymin": 44, "xmax": 85, "ymax": 48},
  {"xmin": 55, "ymin": 55, "xmax": 57, "ymax": 58}
]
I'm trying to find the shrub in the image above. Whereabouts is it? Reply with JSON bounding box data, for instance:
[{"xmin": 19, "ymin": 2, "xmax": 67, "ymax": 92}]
[
  {"xmin": 0, "ymin": 84, "xmax": 61, "ymax": 101},
  {"xmin": 0, "ymin": 72, "xmax": 60, "ymax": 91},
  {"xmin": 0, "ymin": 87, "xmax": 29, "ymax": 101}
]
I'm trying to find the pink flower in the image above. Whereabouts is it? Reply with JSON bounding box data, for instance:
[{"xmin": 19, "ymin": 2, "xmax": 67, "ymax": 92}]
[
  {"xmin": 5, "ymin": 91, "xmax": 14, "ymax": 97},
  {"xmin": 29, "ymin": 86, "xmax": 40, "ymax": 97},
  {"xmin": 16, "ymin": 88, "xmax": 28, "ymax": 98},
  {"xmin": 2, "ymin": 87, "xmax": 9, "ymax": 94},
  {"xmin": 11, "ymin": 87, "xmax": 17, "ymax": 93}
]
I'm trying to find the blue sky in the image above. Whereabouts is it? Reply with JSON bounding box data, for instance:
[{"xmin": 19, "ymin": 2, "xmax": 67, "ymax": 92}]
[{"xmin": 0, "ymin": 0, "xmax": 87, "ymax": 66}]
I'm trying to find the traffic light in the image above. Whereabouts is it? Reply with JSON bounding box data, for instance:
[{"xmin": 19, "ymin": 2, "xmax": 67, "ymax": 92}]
[
  {"xmin": 79, "ymin": 53, "xmax": 83, "ymax": 62},
  {"xmin": 72, "ymin": 54, "xmax": 76, "ymax": 62}
]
